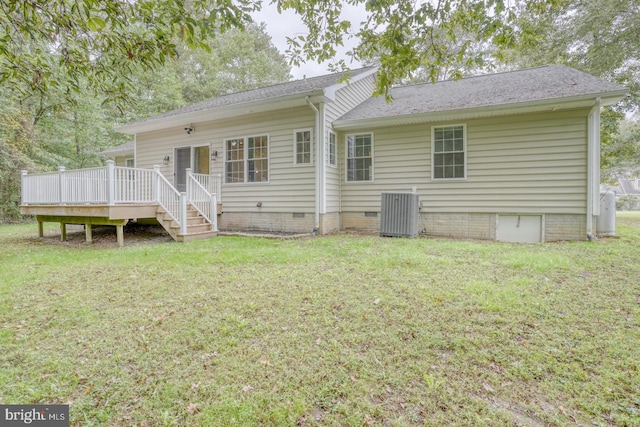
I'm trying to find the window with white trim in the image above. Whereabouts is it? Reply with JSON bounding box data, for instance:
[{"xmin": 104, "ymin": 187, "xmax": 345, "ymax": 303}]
[
  {"xmin": 225, "ymin": 135, "xmax": 269, "ymax": 183},
  {"xmin": 294, "ymin": 129, "xmax": 312, "ymax": 165},
  {"xmin": 432, "ymin": 125, "xmax": 466, "ymax": 179},
  {"xmin": 346, "ymin": 133, "xmax": 373, "ymax": 182},
  {"xmin": 327, "ymin": 131, "xmax": 337, "ymax": 167}
]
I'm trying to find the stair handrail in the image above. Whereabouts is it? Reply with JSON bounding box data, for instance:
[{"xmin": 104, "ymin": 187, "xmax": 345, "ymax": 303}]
[
  {"xmin": 153, "ymin": 165, "xmax": 186, "ymax": 235},
  {"xmin": 186, "ymin": 169, "xmax": 218, "ymax": 232}
]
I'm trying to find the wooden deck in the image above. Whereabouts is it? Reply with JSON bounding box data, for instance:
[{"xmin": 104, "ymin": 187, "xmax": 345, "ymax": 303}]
[
  {"xmin": 21, "ymin": 203, "xmax": 160, "ymax": 246},
  {"xmin": 20, "ymin": 162, "xmax": 222, "ymax": 246}
]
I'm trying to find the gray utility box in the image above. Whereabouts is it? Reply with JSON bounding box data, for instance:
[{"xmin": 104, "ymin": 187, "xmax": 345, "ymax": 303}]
[{"xmin": 380, "ymin": 192, "xmax": 420, "ymax": 238}]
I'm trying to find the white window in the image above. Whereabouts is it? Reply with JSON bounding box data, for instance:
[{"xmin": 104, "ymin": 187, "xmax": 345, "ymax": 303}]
[
  {"xmin": 294, "ymin": 129, "xmax": 312, "ymax": 165},
  {"xmin": 346, "ymin": 133, "xmax": 373, "ymax": 182},
  {"xmin": 327, "ymin": 131, "xmax": 337, "ymax": 167},
  {"xmin": 432, "ymin": 125, "xmax": 466, "ymax": 180},
  {"xmin": 125, "ymin": 158, "xmax": 134, "ymax": 167},
  {"xmin": 225, "ymin": 135, "xmax": 269, "ymax": 183}
]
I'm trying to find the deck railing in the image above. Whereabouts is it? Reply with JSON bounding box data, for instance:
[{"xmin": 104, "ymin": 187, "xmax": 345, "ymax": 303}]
[
  {"xmin": 189, "ymin": 172, "xmax": 222, "ymax": 202},
  {"xmin": 21, "ymin": 160, "xmax": 221, "ymax": 236},
  {"xmin": 187, "ymin": 169, "xmax": 219, "ymax": 232}
]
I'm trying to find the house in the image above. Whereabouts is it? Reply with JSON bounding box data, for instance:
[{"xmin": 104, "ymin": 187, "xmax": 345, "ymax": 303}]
[
  {"xmin": 101, "ymin": 140, "xmax": 135, "ymax": 167},
  {"xmin": 21, "ymin": 65, "xmax": 627, "ymax": 244}
]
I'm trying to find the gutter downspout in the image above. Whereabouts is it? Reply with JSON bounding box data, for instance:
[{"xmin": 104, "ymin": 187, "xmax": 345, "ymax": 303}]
[
  {"xmin": 586, "ymin": 97, "xmax": 601, "ymax": 240},
  {"xmin": 306, "ymin": 96, "xmax": 321, "ymax": 234}
]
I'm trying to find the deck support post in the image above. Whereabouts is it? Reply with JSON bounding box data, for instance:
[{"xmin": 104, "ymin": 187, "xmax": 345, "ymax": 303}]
[
  {"xmin": 116, "ymin": 225, "xmax": 124, "ymax": 247},
  {"xmin": 60, "ymin": 223, "xmax": 67, "ymax": 241},
  {"xmin": 85, "ymin": 224, "xmax": 92, "ymax": 244},
  {"xmin": 38, "ymin": 220, "xmax": 44, "ymax": 237}
]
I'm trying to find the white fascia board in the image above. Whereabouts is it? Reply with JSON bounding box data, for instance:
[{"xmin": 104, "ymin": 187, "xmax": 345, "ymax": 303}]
[
  {"xmin": 323, "ymin": 68, "xmax": 378, "ymax": 101},
  {"xmin": 333, "ymin": 90, "xmax": 628, "ymax": 131},
  {"xmin": 117, "ymin": 91, "xmax": 329, "ymax": 135}
]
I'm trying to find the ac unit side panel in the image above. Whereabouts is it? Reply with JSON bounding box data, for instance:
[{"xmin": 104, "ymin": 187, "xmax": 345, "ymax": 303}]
[{"xmin": 380, "ymin": 192, "xmax": 419, "ymax": 238}]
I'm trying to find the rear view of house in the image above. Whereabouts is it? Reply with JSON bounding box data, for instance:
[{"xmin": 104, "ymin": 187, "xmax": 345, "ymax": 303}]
[{"xmin": 22, "ymin": 65, "xmax": 627, "ymax": 243}]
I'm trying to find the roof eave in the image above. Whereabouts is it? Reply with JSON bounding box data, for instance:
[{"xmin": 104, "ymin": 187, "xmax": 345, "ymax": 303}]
[
  {"xmin": 116, "ymin": 90, "xmax": 329, "ymax": 135},
  {"xmin": 333, "ymin": 90, "xmax": 629, "ymax": 131}
]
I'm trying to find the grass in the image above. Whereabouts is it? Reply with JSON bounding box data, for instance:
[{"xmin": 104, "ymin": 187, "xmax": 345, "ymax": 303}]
[{"xmin": 1, "ymin": 214, "xmax": 639, "ymax": 426}]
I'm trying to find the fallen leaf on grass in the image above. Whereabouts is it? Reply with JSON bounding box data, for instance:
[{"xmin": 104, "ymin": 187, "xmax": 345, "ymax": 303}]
[
  {"xmin": 483, "ymin": 383, "xmax": 495, "ymax": 393},
  {"xmin": 187, "ymin": 403, "xmax": 199, "ymax": 415},
  {"xmin": 373, "ymin": 298, "xmax": 380, "ymax": 305},
  {"xmin": 242, "ymin": 385, "xmax": 253, "ymax": 392}
]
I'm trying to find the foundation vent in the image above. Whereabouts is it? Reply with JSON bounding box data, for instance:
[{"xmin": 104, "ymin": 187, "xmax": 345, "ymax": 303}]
[{"xmin": 380, "ymin": 192, "xmax": 419, "ymax": 238}]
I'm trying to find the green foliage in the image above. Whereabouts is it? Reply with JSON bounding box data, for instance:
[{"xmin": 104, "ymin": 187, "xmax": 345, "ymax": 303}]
[
  {"xmin": 0, "ymin": 104, "xmax": 42, "ymax": 222},
  {"xmin": 0, "ymin": 0, "xmax": 260, "ymax": 106},
  {"xmin": 617, "ymin": 195, "xmax": 640, "ymax": 211},
  {"xmin": 277, "ymin": 0, "xmax": 544, "ymax": 97},
  {"xmin": 504, "ymin": 0, "xmax": 639, "ymax": 111},
  {"xmin": 602, "ymin": 118, "xmax": 640, "ymax": 182}
]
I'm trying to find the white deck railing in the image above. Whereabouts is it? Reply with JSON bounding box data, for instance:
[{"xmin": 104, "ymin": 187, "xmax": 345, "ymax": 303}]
[
  {"xmin": 21, "ymin": 160, "xmax": 221, "ymax": 236},
  {"xmin": 187, "ymin": 169, "xmax": 219, "ymax": 232}
]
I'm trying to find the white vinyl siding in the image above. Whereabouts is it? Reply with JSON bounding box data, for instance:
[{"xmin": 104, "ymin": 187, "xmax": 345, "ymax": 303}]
[
  {"xmin": 294, "ymin": 129, "xmax": 312, "ymax": 165},
  {"xmin": 340, "ymin": 109, "xmax": 590, "ymax": 214},
  {"xmin": 324, "ymin": 73, "xmax": 377, "ymax": 212},
  {"xmin": 432, "ymin": 125, "xmax": 466, "ymax": 180},
  {"xmin": 135, "ymin": 106, "xmax": 315, "ymax": 212},
  {"xmin": 346, "ymin": 133, "xmax": 373, "ymax": 182}
]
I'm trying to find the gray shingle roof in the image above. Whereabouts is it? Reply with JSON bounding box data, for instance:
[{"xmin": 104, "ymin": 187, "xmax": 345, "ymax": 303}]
[
  {"xmin": 101, "ymin": 140, "xmax": 134, "ymax": 155},
  {"xmin": 337, "ymin": 65, "xmax": 627, "ymax": 122},
  {"xmin": 128, "ymin": 66, "xmax": 376, "ymax": 126}
]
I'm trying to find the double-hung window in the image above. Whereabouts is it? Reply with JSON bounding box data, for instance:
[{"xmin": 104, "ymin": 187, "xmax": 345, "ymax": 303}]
[
  {"xmin": 294, "ymin": 129, "xmax": 312, "ymax": 165},
  {"xmin": 432, "ymin": 125, "xmax": 466, "ymax": 180},
  {"xmin": 346, "ymin": 133, "xmax": 373, "ymax": 182},
  {"xmin": 327, "ymin": 131, "xmax": 337, "ymax": 167},
  {"xmin": 225, "ymin": 135, "xmax": 269, "ymax": 183}
]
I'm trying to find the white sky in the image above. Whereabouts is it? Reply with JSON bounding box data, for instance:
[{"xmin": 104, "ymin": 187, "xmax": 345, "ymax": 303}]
[{"xmin": 251, "ymin": 3, "xmax": 366, "ymax": 80}]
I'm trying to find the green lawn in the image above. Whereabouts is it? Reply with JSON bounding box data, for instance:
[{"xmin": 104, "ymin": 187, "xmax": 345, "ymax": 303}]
[{"xmin": 1, "ymin": 214, "xmax": 639, "ymax": 426}]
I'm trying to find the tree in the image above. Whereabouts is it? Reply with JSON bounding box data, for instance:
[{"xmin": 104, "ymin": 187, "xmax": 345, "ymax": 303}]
[
  {"xmin": 2, "ymin": 0, "xmax": 565, "ymax": 103},
  {"xmin": 503, "ymin": 0, "xmax": 639, "ymax": 110},
  {"xmin": 277, "ymin": 0, "xmax": 534, "ymax": 97},
  {"xmin": 0, "ymin": 0, "xmax": 259, "ymax": 106},
  {"xmin": 602, "ymin": 117, "xmax": 640, "ymax": 183}
]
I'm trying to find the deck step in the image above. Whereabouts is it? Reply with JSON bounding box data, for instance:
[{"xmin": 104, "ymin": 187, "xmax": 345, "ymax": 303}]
[{"xmin": 155, "ymin": 205, "xmax": 216, "ymax": 243}]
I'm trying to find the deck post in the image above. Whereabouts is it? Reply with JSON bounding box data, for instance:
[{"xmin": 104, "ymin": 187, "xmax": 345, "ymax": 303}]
[
  {"xmin": 86, "ymin": 224, "xmax": 92, "ymax": 244},
  {"xmin": 180, "ymin": 192, "xmax": 187, "ymax": 236},
  {"xmin": 38, "ymin": 220, "xmax": 44, "ymax": 237},
  {"xmin": 21, "ymin": 170, "xmax": 28, "ymax": 205},
  {"xmin": 186, "ymin": 168, "xmax": 192, "ymax": 200},
  {"xmin": 153, "ymin": 165, "xmax": 161, "ymax": 203},
  {"xmin": 116, "ymin": 225, "xmax": 124, "ymax": 247},
  {"xmin": 106, "ymin": 160, "xmax": 115, "ymax": 205},
  {"xmin": 58, "ymin": 166, "xmax": 66, "ymax": 204},
  {"xmin": 60, "ymin": 222, "xmax": 67, "ymax": 241},
  {"xmin": 211, "ymin": 194, "xmax": 218, "ymax": 232}
]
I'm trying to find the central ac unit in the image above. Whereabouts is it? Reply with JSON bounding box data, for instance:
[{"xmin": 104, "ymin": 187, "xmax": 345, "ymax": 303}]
[{"xmin": 380, "ymin": 192, "xmax": 420, "ymax": 237}]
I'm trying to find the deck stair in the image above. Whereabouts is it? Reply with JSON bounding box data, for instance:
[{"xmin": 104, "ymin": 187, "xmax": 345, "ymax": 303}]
[{"xmin": 156, "ymin": 204, "xmax": 217, "ymax": 242}]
